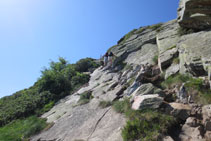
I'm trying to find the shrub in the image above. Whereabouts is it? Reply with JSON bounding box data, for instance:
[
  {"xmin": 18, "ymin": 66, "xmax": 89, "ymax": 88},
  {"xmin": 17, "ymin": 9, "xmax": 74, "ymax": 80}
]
[
  {"xmin": 112, "ymin": 99, "xmax": 131, "ymax": 113},
  {"xmin": 152, "ymin": 55, "xmax": 158, "ymax": 64},
  {"xmin": 173, "ymin": 57, "xmax": 180, "ymax": 64},
  {"xmin": 0, "ymin": 116, "xmax": 48, "ymax": 141},
  {"xmin": 121, "ymin": 110, "xmax": 175, "ymax": 141},
  {"xmin": 74, "ymin": 58, "xmax": 99, "ymax": 72},
  {"xmin": 99, "ymin": 101, "xmax": 112, "ymax": 108}
]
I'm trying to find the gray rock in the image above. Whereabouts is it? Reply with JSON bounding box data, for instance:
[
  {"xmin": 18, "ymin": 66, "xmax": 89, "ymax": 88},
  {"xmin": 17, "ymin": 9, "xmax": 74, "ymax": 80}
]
[
  {"xmin": 166, "ymin": 102, "xmax": 191, "ymax": 121},
  {"xmin": 32, "ymin": 100, "xmax": 126, "ymax": 141},
  {"xmin": 165, "ymin": 64, "xmax": 180, "ymax": 79},
  {"xmin": 163, "ymin": 136, "xmax": 174, "ymax": 141},
  {"xmin": 205, "ymin": 131, "xmax": 211, "ymax": 141},
  {"xmin": 125, "ymin": 43, "xmax": 158, "ymax": 66},
  {"xmin": 178, "ymin": 0, "xmax": 211, "ymax": 30},
  {"xmin": 179, "ymin": 30, "xmax": 211, "ymax": 76},
  {"xmin": 179, "ymin": 124, "xmax": 204, "ymax": 141},
  {"xmin": 131, "ymin": 83, "xmax": 165, "ymax": 98},
  {"xmin": 156, "ymin": 20, "xmax": 180, "ymax": 72},
  {"xmin": 132, "ymin": 94, "xmax": 163, "ymax": 110},
  {"xmin": 186, "ymin": 117, "xmax": 199, "ymax": 127},
  {"xmin": 202, "ymin": 105, "xmax": 211, "ymax": 131}
]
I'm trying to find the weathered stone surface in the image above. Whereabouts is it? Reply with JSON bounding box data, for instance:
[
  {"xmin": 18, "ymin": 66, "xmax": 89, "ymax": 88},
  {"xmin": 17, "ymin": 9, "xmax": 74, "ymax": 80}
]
[
  {"xmin": 157, "ymin": 20, "xmax": 180, "ymax": 71},
  {"xmin": 202, "ymin": 105, "xmax": 211, "ymax": 131},
  {"xmin": 179, "ymin": 124, "xmax": 204, "ymax": 141},
  {"xmin": 125, "ymin": 43, "xmax": 158, "ymax": 66},
  {"xmin": 163, "ymin": 136, "xmax": 174, "ymax": 141},
  {"xmin": 166, "ymin": 102, "xmax": 191, "ymax": 120},
  {"xmin": 132, "ymin": 94, "xmax": 163, "ymax": 110},
  {"xmin": 179, "ymin": 30, "xmax": 211, "ymax": 76},
  {"xmin": 131, "ymin": 83, "xmax": 165, "ymax": 98},
  {"xmin": 205, "ymin": 131, "xmax": 211, "ymax": 141},
  {"xmin": 165, "ymin": 64, "xmax": 180, "ymax": 79},
  {"xmin": 178, "ymin": 0, "xmax": 211, "ymax": 30},
  {"xmin": 186, "ymin": 117, "xmax": 199, "ymax": 127},
  {"xmin": 32, "ymin": 100, "xmax": 126, "ymax": 141}
]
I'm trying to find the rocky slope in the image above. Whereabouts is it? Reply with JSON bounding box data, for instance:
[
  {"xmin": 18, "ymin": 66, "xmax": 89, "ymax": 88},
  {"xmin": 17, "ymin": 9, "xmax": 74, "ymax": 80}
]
[{"xmin": 31, "ymin": 0, "xmax": 211, "ymax": 140}]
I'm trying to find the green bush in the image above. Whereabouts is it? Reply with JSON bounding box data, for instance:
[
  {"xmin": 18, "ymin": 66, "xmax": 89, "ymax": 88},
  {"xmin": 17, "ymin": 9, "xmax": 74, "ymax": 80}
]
[
  {"xmin": 74, "ymin": 58, "xmax": 99, "ymax": 72},
  {"xmin": 152, "ymin": 55, "xmax": 158, "ymax": 64},
  {"xmin": 173, "ymin": 57, "xmax": 180, "ymax": 64},
  {"xmin": 0, "ymin": 116, "xmax": 48, "ymax": 141},
  {"xmin": 112, "ymin": 99, "xmax": 131, "ymax": 113},
  {"xmin": 122, "ymin": 110, "xmax": 175, "ymax": 141},
  {"xmin": 0, "ymin": 57, "xmax": 91, "ymax": 127}
]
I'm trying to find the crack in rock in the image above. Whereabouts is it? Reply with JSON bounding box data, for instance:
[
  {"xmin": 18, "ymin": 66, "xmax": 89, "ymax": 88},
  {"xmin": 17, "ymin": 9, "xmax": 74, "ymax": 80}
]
[{"xmin": 87, "ymin": 107, "xmax": 112, "ymax": 141}]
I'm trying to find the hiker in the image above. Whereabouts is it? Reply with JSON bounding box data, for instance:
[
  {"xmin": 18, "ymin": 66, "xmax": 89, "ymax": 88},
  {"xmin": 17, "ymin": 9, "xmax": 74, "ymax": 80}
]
[
  {"xmin": 103, "ymin": 52, "xmax": 108, "ymax": 67},
  {"xmin": 108, "ymin": 51, "xmax": 115, "ymax": 67}
]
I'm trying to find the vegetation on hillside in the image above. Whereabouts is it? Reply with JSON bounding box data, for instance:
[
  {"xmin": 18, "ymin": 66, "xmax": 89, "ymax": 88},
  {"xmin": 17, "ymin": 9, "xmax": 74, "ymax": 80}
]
[
  {"xmin": 0, "ymin": 57, "xmax": 99, "ymax": 127},
  {"xmin": 0, "ymin": 116, "xmax": 49, "ymax": 141},
  {"xmin": 112, "ymin": 99, "xmax": 176, "ymax": 141},
  {"xmin": 161, "ymin": 73, "xmax": 211, "ymax": 104}
]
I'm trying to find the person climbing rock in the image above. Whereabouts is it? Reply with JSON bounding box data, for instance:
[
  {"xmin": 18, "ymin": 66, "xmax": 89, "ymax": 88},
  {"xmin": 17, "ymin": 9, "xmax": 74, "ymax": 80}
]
[{"xmin": 103, "ymin": 52, "xmax": 108, "ymax": 67}]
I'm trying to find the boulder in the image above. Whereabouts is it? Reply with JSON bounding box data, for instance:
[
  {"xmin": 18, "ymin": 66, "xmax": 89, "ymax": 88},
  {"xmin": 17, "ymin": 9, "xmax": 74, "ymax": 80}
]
[
  {"xmin": 205, "ymin": 131, "xmax": 211, "ymax": 141},
  {"xmin": 166, "ymin": 102, "xmax": 191, "ymax": 120},
  {"xmin": 186, "ymin": 117, "xmax": 199, "ymax": 127},
  {"xmin": 177, "ymin": 0, "xmax": 211, "ymax": 30},
  {"xmin": 132, "ymin": 94, "xmax": 163, "ymax": 110},
  {"xmin": 179, "ymin": 124, "xmax": 204, "ymax": 141},
  {"xmin": 165, "ymin": 64, "xmax": 180, "ymax": 79},
  {"xmin": 131, "ymin": 83, "xmax": 165, "ymax": 98},
  {"xmin": 179, "ymin": 27, "xmax": 211, "ymax": 76},
  {"xmin": 202, "ymin": 105, "xmax": 211, "ymax": 131},
  {"xmin": 163, "ymin": 136, "xmax": 174, "ymax": 141}
]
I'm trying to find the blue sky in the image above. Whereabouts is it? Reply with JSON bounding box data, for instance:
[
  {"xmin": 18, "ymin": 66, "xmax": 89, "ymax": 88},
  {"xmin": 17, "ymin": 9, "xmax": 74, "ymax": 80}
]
[{"xmin": 0, "ymin": 0, "xmax": 179, "ymax": 98}]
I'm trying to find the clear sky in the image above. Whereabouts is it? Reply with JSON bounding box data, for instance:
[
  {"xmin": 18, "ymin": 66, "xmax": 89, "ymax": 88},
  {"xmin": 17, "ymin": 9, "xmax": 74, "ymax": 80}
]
[{"xmin": 0, "ymin": 0, "xmax": 179, "ymax": 98}]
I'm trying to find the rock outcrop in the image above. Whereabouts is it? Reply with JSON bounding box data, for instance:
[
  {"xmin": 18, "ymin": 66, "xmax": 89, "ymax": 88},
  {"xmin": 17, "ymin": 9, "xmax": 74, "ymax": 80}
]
[
  {"xmin": 30, "ymin": 1, "xmax": 211, "ymax": 140},
  {"xmin": 178, "ymin": 0, "xmax": 211, "ymax": 30}
]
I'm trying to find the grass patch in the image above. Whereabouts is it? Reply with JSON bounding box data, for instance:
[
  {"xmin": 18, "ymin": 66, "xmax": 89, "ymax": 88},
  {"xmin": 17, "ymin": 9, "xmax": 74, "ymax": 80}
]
[
  {"xmin": 0, "ymin": 116, "xmax": 48, "ymax": 141},
  {"xmin": 112, "ymin": 98, "xmax": 131, "ymax": 114},
  {"xmin": 36, "ymin": 101, "xmax": 55, "ymax": 116},
  {"xmin": 167, "ymin": 45, "xmax": 176, "ymax": 51},
  {"xmin": 173, "ymin": 57, "xmax": 180, "ymax": 64},
  {"xmin": 118, "ymin": 29, "xmax": 137, "ymax": 44},
  {"xmin": 99, "ymin": 101, "xmax": 113, "ymax": 108},
  {"xmin": 161, "ymin": 73, "xmax": 211, "ymax": 104},
  {"xmin": 149, "ymin": 23, "xmax": 163, "ymax": 31},
  {"xmin": 152, "ymin": 55, "xmax": 158, "ymax": 64},
  {"xmin": 161, "ymin": 74, "xmax": 202, "ymax": 89},
  {"xmin": 112, "ymin": 99, "xmax": 176, "ymax": 141},
  {"xmin": 78, "ymin": 91, "xmax": 93, "ymax": 105},
  {"xmin": 122, "ymin": 110, "xmax": 175, "ymax": 141},
  {"xmin": 177, "ymin": 27, "xmax": 195, "ymax": 36}
]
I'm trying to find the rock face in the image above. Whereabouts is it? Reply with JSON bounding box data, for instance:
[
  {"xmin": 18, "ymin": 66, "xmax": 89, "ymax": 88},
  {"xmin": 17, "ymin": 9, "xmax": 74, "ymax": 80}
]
[
  {"xmin": 30, "ymin": 1, "xmax": 211, "ymax": 140},
  {"xmin": 178, "ymin": 0, "xmax": 211, "ymax": 30},
  {"xmin": 179, "ymin": 30, "xmax": 211, "ymax": 76},
  {"xmin": 132, "ymin": 94, "xmax": 163, "ymax": 110}
]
